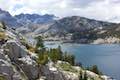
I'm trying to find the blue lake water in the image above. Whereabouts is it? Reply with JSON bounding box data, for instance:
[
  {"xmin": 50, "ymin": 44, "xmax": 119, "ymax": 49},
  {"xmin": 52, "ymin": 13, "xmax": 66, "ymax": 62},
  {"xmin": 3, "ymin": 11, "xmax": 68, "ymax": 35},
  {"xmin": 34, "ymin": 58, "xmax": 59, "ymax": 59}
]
[{"xmin": 45, "ymin": 41, "xmax": 120, "ymax": 80}]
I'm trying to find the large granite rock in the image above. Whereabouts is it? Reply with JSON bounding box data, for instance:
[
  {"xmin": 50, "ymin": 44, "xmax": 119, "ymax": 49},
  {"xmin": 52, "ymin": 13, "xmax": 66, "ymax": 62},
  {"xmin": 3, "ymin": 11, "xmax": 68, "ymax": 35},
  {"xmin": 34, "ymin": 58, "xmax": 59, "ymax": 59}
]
[
  {"xmin": 3, "ymin": 40, "xmax": 39, "ymax": 80},
  {"xmin": 17, "ymin": 56, "xmax": 39, "ymax": 80},
  {"xmin": 3, "ymin": 40, "xmax": 27, "ymax": 61},
  {"xmin": 0, "ymin": 49, "xmax": 23, "ymax": 80},
  {"xmin": 41, "ymin": 65, "xmax": 65, "ymax": 80}
]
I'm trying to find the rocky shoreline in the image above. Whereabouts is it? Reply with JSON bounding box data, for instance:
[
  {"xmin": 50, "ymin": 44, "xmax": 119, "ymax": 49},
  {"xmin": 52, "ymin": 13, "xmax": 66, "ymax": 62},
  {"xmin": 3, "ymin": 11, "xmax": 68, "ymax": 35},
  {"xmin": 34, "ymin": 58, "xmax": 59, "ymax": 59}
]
[{"xmin": 43, "ymin": 36, "xmax": 120, "ymax": 44}]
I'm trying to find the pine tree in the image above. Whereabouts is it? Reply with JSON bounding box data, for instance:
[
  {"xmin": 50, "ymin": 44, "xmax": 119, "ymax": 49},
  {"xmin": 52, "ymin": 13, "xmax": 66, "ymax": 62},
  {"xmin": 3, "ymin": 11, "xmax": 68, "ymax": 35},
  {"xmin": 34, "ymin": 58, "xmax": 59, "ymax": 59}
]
[
  {"xmin": 57, "ymin": 46, "xmax": 63, "ymax": 60},
  {"xmin": 37, "ymin": 52, "xmax": 48, "ymax": 65},
  {"xmin": 83, "ymin": 71, "xmax": 88, "ymax": 80},
  {"xmin": 90, "ymin": 65, "xmax": 100, "ymax": 75},
  {"xmin": 35, "ymin": 36, "xmax": 44, "ymax": 49},
  {"xmin": 79, "ymin": 70, "xmax": 83, "ymax": 80},
  {"xmin": 63, "ymin": 53, "xmax": 75, "ymax": 65}
]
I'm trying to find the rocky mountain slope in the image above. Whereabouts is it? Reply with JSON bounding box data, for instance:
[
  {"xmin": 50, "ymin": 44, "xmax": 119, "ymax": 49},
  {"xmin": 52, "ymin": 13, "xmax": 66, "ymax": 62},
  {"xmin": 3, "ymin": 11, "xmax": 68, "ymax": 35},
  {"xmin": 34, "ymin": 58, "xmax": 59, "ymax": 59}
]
[
  {"xmin": 0, "ymin": 22, "xmax": 113, "ymax": 80},
  {"xmin": 17, "ymin": 16, "xmax": 116, "ymax": 34},
  {"xmin": 0, "ymin": 8, "xmax": 56, "ymax": 27},
  {"xmin": 1, "ymin": 8, "xmax": 120, "ymax": 44},
  {"xmin": 41, "ymin": 16, "xmax": 116, "ymax": 36},
  {"xmin": 17, "ymin": 16, "xmax": 120, "ymax": 44}
]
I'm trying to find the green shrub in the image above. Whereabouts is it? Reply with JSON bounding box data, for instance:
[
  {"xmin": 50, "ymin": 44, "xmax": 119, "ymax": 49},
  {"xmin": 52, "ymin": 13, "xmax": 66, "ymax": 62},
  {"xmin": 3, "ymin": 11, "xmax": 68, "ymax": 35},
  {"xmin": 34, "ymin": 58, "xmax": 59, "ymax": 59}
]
[
  {"xmin": 83, "ymin": 71, "xmax": 88, "ymax": 80},
  {"xmin": 0, "ymin": 75, "xmax": 6, "ymax": 80},
  {"xmin": 35, "ymin": 36, "xmax": 44, "ymax": 48},
  {"xmin": 37, "ymin": 52, "xmax": 48, "ymax": 65},
  {"xmin": 62, "ymin": 52, "xmax": 75, "ymax": 65},
  {"xmin": 58, "ymin": 63, "xmax": 77, "ymax": 73},
  {"xmin": 79, "ymin": 70, "xmax": 83, "ymax": 80},
  {"xmin": 0, "ymin": 32, "xmax": 7, "ymax": 40},
  {"xmin": 88, "ymin": 65, "xmax": 102, "ymax": 75},
  {"xmin": 49, "ymin": 47, "xmax": 62, "ymax": 62}
]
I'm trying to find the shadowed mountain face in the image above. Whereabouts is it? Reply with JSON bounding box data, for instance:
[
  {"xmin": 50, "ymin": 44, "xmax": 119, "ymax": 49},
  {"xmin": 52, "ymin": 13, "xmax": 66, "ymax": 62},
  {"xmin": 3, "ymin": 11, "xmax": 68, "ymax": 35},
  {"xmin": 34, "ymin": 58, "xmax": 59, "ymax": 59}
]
[
  {"xmin": 38, "ymin": 16, "xmax": 120, "ymax": 43},
  {"xmin": 48, "ymin": 16, "xmax": 116, "ymax": 33}
]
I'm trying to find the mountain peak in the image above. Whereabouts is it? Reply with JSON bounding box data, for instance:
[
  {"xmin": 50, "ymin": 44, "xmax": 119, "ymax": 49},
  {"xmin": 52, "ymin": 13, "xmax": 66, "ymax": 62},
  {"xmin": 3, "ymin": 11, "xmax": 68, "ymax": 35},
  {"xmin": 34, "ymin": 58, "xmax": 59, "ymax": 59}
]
[
  {"xmin": 0, "ymin": 9, "xmax": 56, "ymax": 27},
  {"xmin": 15, "ymin": 13, "xmax": 56, "ymax": 24}
]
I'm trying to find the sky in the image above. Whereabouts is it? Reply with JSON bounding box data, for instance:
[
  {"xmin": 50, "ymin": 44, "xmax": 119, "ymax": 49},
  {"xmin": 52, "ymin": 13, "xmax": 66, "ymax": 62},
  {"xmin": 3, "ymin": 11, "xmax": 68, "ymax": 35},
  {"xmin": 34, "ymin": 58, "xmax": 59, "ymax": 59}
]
[{"xmin": 0, "ymin": 0, "xmax": 120, "ymax": 23}]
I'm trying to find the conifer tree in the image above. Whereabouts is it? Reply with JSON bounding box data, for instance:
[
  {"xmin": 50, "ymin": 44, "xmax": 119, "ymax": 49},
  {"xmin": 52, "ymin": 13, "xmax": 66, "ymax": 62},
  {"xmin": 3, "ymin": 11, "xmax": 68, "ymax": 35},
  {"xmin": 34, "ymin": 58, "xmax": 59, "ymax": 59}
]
[{"xmin": 83, "ymin": 71, "xmax": 88, "ymax": 80}]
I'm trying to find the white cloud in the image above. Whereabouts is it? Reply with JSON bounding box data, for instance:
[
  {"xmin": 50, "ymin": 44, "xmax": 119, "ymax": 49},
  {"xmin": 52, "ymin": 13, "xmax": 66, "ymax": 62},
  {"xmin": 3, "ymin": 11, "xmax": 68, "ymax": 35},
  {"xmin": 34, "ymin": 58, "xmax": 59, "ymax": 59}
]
[{"xmin": 0, "ymin": 0, "xmax": 120, "ymax": 23}]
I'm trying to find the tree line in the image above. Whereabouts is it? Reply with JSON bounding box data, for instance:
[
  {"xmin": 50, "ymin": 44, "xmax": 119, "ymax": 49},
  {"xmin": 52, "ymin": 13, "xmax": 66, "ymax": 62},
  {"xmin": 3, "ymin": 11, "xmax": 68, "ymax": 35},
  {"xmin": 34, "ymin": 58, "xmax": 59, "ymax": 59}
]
[{"xmin": 35, "ymin": 36, "xmax": 75, "ymax": 66}]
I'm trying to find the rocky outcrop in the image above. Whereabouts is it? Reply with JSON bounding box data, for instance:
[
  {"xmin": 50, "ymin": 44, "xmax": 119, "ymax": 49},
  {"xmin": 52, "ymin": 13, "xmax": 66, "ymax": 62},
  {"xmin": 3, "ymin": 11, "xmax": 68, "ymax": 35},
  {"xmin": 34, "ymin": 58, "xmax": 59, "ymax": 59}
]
[
  {"xmin": 3, "ymin": 40, "xmax": 27, "ymax": 60},
  {"xmin": 92, "ymin": 37, "xmax": 120, "ymax": 44},
  {"xmin": 2, "ymin": 40, "xmax": 39, "ymax": 80},
  {"xmin": 41, "ymin": 61, "xmax": 79, "ymax": 80},
  {"xmin": 41, "ymin": 61, "xmax": 111, "ymax": 80},
  {"xmin": 0, "ymin": 49, "xmax": 23, "ymax": 80},
  {"xmin": 41, "ymin": 66, "xmax": 65, "ymax": 80}
]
